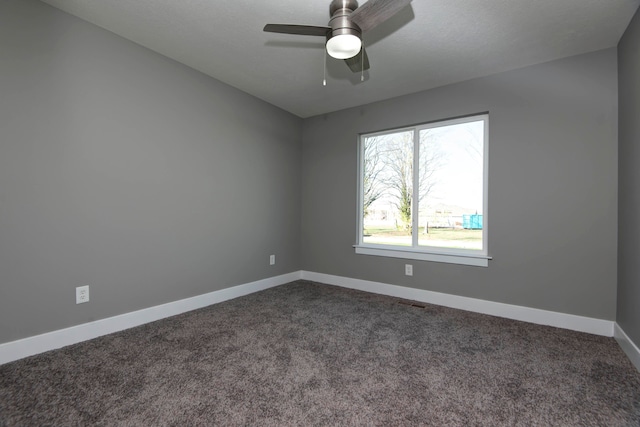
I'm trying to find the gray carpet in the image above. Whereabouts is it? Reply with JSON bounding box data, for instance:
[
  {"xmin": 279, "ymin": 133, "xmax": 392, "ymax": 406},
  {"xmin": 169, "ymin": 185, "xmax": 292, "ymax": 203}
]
[{"xmin": 1, "ymin": 280, "xmax": 639, "ymax": 426}]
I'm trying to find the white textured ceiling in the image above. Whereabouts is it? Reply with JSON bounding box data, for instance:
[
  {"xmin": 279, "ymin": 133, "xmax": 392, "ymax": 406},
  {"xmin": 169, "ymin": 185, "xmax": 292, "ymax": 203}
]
[{"xmin": 40, "ymin": 0, "xmax": 640, "ymax": 118}]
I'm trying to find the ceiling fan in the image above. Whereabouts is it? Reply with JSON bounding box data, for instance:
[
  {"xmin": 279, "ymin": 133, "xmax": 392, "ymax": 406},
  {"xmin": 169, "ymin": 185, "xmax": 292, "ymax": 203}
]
[{"xmin": 264, "ymin": 0, "xmax": 412, "ymax": 73}]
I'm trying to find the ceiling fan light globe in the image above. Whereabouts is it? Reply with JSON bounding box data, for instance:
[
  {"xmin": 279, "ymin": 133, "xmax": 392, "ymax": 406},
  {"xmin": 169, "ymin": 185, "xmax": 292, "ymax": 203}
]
[{"xmin": 326, "ymin": 34, "xmax": 361, "ymax": 59}]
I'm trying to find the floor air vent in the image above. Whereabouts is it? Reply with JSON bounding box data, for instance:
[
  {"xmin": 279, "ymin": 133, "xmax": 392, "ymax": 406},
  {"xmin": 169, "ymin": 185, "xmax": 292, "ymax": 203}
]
[{"xmin": 398, "ymin": 301, "xmax": 426, "ymax": 309}]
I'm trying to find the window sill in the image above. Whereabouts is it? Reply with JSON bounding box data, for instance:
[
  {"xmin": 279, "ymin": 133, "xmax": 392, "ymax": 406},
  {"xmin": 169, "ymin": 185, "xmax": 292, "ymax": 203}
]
[{"xmin": 354, "ymin": 245, "xmax": 491, "ymax": 267}]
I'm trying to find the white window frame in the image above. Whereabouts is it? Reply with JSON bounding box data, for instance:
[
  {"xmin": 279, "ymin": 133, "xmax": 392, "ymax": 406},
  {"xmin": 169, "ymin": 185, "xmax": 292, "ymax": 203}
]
[{"xmin": 355, "ymin": 114, "xmax": 491, "ymax": 267}]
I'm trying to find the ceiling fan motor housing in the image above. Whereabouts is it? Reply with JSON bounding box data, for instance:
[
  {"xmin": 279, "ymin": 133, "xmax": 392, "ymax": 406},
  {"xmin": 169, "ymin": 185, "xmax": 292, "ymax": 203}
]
[{"xmin": 328, "ymin": 0, "xmax": 362, "ymax": 40}]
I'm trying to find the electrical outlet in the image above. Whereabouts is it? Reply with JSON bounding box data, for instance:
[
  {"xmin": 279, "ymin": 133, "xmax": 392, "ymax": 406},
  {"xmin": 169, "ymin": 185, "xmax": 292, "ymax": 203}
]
[
  {"xmin": 76, "ymin": 286, "xmax": 89, "ymax": 304},
  {"xmin": 269, "ymin": 254, "xmax": 276, "ymax": 265},
  {"xmin": 405, "ymin": 264, "xmax": 413, "ymax": 276}
]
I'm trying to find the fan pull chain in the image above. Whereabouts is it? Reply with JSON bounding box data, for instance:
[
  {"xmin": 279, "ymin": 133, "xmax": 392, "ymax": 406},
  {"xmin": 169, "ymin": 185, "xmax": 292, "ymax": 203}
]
[
  {"xmin": 323, "ymin": 49, "xmax": 327, "ymax": 86},
  {"xmin": 361, "ymin": 41, "xmax": 365, "ymax": 82}
]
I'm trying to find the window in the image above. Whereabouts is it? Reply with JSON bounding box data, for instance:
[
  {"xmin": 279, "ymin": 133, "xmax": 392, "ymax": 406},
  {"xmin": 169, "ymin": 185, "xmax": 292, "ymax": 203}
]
[{"xmin": 356, "ymin": 114, "xmax": 489, "ymax": 267}]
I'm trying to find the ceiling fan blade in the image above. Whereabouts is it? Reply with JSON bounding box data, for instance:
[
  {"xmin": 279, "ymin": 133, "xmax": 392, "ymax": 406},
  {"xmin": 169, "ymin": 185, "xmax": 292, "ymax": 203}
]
[
  {"xmin": 344, "ymin": 47, "xmax": 370, "ymax": 73},
  {"xmin": 263, "ymin": 24, "xmax": 331, "ymax": 37},
  {"xmin": 349, "ymin": 0, "xmax": 412, "ymax": 33}
]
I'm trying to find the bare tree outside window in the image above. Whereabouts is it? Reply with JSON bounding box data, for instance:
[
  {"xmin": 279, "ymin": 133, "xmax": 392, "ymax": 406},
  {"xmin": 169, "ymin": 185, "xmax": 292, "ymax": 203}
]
[
  {"xmin": 362, "ymin": 136, "xmax": 387, "ymax": 217},
  {"xmin": 362, "ymin": 131, "xmax": 413, "ymax": 246},
  {"xmin": 378, "ymin": 132, "xmax": 414, "ymax": 232}
]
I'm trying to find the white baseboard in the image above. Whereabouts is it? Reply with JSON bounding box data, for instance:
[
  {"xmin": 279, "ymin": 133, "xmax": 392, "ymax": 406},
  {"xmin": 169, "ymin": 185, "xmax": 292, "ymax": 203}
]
[
  {"xmin": 0, "ymin": 271, "xmax": 301, "ymax": 366},
  {"xmin": 0, "ymin": 270, "xmax": 620, "ymax": 366},
  {"xmin": 614, "ymin": 323, "xmax": 640, "ymax": 372},
  {"xmin": 301, "ymin": 271, "xmax": 615, "ymax": 337}
]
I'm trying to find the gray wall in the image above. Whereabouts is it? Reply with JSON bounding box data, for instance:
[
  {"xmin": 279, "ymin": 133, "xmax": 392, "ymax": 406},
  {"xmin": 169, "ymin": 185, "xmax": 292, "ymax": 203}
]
[
  {"xmin": 302, "ymin": 48, "xmax": 619, "ymax": 320},
  {"xmin": 0, "ymin": 0, "xmax": 302, "ymax": 344},
  {"xmin": 618, "ymin": 8, "xmax": 640, "ymax": 345}
]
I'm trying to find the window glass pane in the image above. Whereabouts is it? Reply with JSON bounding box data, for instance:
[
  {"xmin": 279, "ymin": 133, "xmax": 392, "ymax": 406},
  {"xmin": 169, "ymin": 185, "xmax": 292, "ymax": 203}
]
[
  {"xmin": 417, "ymin": 120, "xmax": 484, "ymax": 250},
  {"xmin": 362, "ymin": 130, "xmax": 414, "ymax": 247}
]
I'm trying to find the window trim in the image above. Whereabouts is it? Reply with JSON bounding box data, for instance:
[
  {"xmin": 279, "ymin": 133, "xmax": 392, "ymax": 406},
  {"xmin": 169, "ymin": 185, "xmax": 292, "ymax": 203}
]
[{"xmin": 355, "ymin": 114, "xmax": 490, "ymax": 267}]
